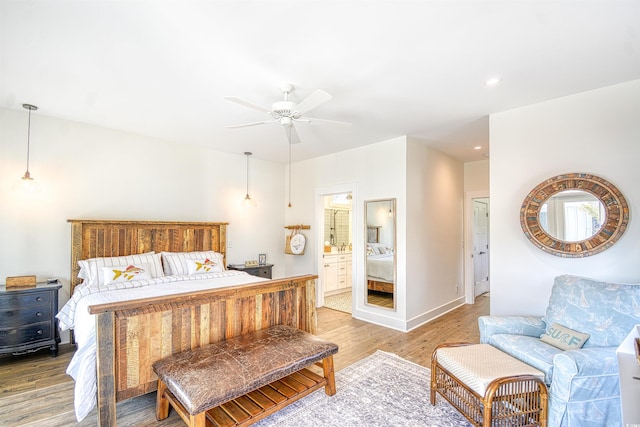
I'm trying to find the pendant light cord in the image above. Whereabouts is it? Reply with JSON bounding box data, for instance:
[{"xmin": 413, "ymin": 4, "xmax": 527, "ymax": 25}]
[
  {"xmin": 244, "ymin": 151, "xmax": 251, "ymax": 200},
  {"xmin": 26, "ymin": 107, "xmax": 32, "ymax": 173},
  {"xmin": 22, "ymin": 104, "xmax": 38, "ymax": 180},
  {"xmin": 288, "ymin": 142, "xmax": 292, "ymax": 208}
]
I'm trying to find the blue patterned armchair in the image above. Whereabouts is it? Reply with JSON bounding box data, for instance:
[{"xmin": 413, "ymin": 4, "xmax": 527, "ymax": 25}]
[{"xmin": 478, "ymin": 275, "xmax": 640, "ymax": 427}]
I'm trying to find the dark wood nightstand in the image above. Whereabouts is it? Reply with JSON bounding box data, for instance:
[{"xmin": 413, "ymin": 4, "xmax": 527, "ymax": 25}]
[
  {"xmin": 228, "ymin": 264, "xmax": 273, "ymax": 279},
  {"xmin": 0, "ymin": 282, "xmax": 61, "ymax": 357}
]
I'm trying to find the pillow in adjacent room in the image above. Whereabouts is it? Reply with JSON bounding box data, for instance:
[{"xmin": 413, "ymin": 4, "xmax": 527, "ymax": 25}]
[
  {"xmin": 100, "ymin": 263, "xmax": 152, "ymax": 286},
  {"xmin": 162, "ymin": 251, "xmax": 226, "ymax": 276},
  {"xmin": 184, "ymin": 258, "xmax": 224, "ymax": 275},
  {"xmin": 540, "ymin": 322, "xmax": 590, "ymax": 350}
]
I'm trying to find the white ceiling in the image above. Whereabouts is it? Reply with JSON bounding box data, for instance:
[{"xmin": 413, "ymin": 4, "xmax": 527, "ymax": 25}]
[{"xmin": 2, "ymin": 1, "xmax": 639, "ymax": 163}]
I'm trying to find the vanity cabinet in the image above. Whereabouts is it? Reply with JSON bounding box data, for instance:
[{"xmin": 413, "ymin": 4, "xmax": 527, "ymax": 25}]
[{"xmin": 323, "ymin": 253, "xmax": 351, "ymax": 294}]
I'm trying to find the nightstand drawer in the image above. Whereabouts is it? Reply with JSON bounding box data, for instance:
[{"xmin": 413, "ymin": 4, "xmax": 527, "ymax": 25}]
[
  {"xmin": 228, "ymin": 264, "xmax": 273, "ymax": 279},
  {"xmin": 1, "ymin": 305, "xmax": 52, "ymax": 325},
  {"xmin": 0, "ymin": 321, "xmax": 53, "ymax": 347},
  {"xmin": 251, "ymin": 267, "xmax": 272, "ymax": 279},
  {"xmin": 0, "ymin": 291, "xmax": 51, "ymax": 309}
]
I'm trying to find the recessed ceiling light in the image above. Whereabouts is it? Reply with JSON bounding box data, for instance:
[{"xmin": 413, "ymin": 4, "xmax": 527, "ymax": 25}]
[
  {"xmin": 485, "ymin": 77, "xmax": 501, "ymax": 86},
  {"xmin": 474, "ymin": 145, "xmax": 482, "ymax": 150}
]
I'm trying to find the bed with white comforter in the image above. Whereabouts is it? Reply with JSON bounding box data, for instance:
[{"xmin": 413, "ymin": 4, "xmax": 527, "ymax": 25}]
[
  {"xmin": 57, "ymin": 270, "xmax": 265, "ymax": 421},
  {"xmin": 366, "ymin": 253, "xmax": 394, "ymax": 283}
]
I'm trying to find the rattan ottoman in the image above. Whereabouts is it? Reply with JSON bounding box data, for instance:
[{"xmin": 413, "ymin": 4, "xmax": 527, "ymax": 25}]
[{"xmin": 431, "ymin": 343, "xmax": 548, "ymax": 427}]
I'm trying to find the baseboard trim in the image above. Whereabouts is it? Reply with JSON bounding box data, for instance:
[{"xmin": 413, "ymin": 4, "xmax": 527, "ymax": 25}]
[{"xmin": 405, "ymin": 297, "xmax": 466, "ymax": 332}]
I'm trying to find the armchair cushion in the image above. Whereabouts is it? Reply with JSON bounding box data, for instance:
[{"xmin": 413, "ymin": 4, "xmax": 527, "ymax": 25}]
[{"xmin": 487, "ymin": 334, "xmax": 562, "ymax": 383}]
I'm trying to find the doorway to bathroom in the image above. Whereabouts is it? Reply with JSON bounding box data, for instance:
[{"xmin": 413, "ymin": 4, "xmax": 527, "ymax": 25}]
[{"xmin": 321, "ymin": 192, "xmax": 353, "ymax": 314}]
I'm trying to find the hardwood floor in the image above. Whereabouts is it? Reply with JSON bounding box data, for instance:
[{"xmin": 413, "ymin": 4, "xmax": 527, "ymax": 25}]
[
  {"xmin": 366, "ymin": 290, "xmax": 394, "ymax": 309},
  {"xmin": 0, "ymin": 294, "xmax": 489, "ymax": 426}
]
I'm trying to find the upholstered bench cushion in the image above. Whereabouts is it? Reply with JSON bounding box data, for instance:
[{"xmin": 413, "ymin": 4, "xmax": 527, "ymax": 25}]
[
  {"xmin": 152, "ymin": 325, "xmax": 338, "ymax": 415},
  {"xmin": 435, "ymin": 343, "xmax": 545, "ymax": 396}
]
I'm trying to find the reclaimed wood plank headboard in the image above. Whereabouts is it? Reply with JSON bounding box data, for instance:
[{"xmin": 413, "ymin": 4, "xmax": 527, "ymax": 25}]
[{"xmin": 67, "ymin": 219, "xmax": 227, "ymax": 295}]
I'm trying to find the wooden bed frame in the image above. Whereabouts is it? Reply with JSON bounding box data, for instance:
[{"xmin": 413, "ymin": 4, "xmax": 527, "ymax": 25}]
[
  {"xmin": 367, "ymin": 279, "xmax": 394, "ymax": 294},
  {"xmin": 68, "ymin": 219, "xmax": 317, "ymax": 427}
]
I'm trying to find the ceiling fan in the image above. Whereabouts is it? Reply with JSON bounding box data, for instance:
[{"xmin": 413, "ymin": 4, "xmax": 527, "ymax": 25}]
[{"xmin": 225, "ymin": 83, "xmax": 350, "ymax": 144}]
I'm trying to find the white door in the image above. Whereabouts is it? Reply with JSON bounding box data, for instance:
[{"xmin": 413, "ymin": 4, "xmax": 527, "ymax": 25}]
[{"xmin": 473, "ymin": 199, "xmax": 490, "ymax": 296}]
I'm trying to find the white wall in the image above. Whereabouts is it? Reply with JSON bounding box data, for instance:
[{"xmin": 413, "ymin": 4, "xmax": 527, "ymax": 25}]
[
  {"xmin": 285, "ymin": 136, "xmax": 465, "ymax": 331},
  {"xmin": 490, "ymin": 79, "xmax": 640, "ymax": 315},
  {"xmin": 284, "ymin": 136, "xmax": 408, "ymax": 329},
  {"xmin": 464, "ymin": 160, "xmax": 489, "ymax": 192},
  {"xmin": 406, "ymin": 139, "xmax": 464, "ymax": 329},
  {"xmin": 0, "ymin": 108, "xmax": 286, "ymax": 312}
]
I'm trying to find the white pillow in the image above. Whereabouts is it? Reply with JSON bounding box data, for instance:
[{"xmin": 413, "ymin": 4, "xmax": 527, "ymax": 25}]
[
  {"xmin": 100, "ymin": 263, "xmax": 152, "ymax": 285},
  {"xmin": 184, "ymin": 258, "xmax": 224, "ymax": 275},
  {"xmin": 369, "ymin": 243, "xmax": 387, "ymax": 255},
  {"xmin": 161, "ymin": 251, "xmax": 226, "ymax": 276},
  {"xmin": 78, "ymin": 252, "xmax": 163, "ymax": 288}
]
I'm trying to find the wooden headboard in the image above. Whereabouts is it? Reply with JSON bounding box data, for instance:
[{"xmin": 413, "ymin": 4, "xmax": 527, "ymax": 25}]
[
  {"xmin": 68, "ymin": 219, "xmax": 227, "ymax": 295},
  {"xmin": 367, "ymin": 225, "xmax": 381, "ymax": 243}
]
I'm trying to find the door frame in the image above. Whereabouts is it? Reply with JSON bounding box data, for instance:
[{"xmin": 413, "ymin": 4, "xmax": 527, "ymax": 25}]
[
  {"xmin": 464, "ymin": 190, "xmax": 490, "ymax": 304},
  {"xmin": 315, "ymin": 183, "xmax": 357, "ymax": 309}
]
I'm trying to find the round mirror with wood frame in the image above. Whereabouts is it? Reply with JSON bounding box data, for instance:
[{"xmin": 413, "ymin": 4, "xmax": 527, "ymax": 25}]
[{"xmin": 520, "ymin": 173, "xmax": 629, "ymax": 258}]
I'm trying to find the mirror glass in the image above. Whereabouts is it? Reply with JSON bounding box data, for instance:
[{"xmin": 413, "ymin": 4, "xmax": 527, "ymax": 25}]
[
  {"xmin": 520, "ymin": 173, "xmax": 629, "ymax": 257},
  {"xmin": 365, "ymin": 199, "xmax": 396, "ymax": 310},
  {"xmin": 323, "ymin": 194, "xmax": 352, "ymax": 249},
  {"xmin": 539, "ymin": 190, "xmax": 605, "ymax": 242}
]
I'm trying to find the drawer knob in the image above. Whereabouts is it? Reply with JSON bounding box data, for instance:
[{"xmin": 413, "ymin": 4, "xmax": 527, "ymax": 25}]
[
  {"xmin": 37, "ymin": 329, "xmax": 43, "ymax": 335},
  {"xmin": 36, "ymin": 312, "xmax": 42, "ymax": 317},
  {"xmin": 36, "ymin": 297, "xmax": 43, "ymax": 301}
]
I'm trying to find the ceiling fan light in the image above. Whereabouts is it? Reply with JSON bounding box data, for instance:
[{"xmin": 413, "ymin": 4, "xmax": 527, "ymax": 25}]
[{"xmin": 225, "ymin": 84, "xmax": 350, "ymax": 145}]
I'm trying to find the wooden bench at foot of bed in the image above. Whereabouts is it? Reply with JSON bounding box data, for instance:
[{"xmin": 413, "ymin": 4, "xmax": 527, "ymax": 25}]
[{"xmin": 153, "ymin": 325, "xmax": 339, "ymax": 427}]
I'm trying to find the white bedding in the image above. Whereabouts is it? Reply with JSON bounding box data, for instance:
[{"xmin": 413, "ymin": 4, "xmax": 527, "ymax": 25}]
[
  {"xmin": 367, "ymin": 253, "xmax": 394, "ymax": 282},
  {"xmin": 56, "ymin": 270, "xmax": 266, "ymax": 421}
]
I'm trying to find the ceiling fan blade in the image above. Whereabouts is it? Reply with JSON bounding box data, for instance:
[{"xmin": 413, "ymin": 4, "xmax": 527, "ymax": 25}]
[
  {"xmin": 284, "ymin": 124, "xmax": 301, "ymax": 144},
  {"xmin": 301, "ymin": 117, "xmax": 352, "ymax": 126},
  {"xmin": 292, "ymin": 89, "xmax": 332, "ymax": 114},
  {"xmin": 226, "ymin": 120, "xmax": 273, "ymax": 128},
  {"xmin": 224, "ymin": 96, "xmax": 271, "ymax": 113}
]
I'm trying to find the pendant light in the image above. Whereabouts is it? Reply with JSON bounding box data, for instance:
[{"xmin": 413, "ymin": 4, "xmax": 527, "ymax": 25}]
[
  {"xmin": 14, "ymin": 104, "xmax": 41, "ymax": 193},
  {"xmin": 243, "ymin": 152, "xmax": 255, "ymax": 207}
]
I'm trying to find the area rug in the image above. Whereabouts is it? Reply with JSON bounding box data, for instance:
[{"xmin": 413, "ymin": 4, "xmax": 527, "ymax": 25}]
[
  {"xmin": 323, "ymin": 291, "xmax": 352, "ymax": 313},
  {"xmin": 254, "ymin": 350, "xmax": 471, "ymax": 426}
]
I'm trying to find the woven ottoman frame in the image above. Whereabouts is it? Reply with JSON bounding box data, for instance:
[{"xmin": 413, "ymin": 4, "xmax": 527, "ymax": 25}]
[{"xmin": 431, "ymin": 343, "xmax": 548, "ymax": 427}]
